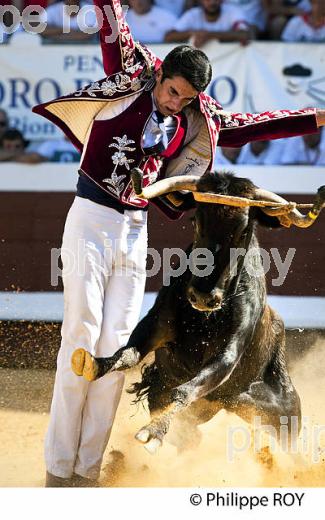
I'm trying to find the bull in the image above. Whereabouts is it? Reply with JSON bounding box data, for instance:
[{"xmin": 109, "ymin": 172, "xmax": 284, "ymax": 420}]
[{"xmin": 71, "ymin": 171, "xmax": 325, "ymax": 454}]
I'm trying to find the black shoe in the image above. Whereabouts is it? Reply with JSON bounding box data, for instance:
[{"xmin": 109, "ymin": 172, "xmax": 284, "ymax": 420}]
[{"xmin": 45, "ymin": 471, "xmax": 75, "ymax": 488}]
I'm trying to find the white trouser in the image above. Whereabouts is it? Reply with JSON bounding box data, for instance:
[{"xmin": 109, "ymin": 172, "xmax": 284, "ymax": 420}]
[{"xmin": 45, "ymin": 197, "xmax": 148, "ymax": 479}]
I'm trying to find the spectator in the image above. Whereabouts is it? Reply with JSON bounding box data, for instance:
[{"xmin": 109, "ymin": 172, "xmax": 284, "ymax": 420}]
[
  {"xmin": 264, "ymin": 0, "xmax": 311, "ymax": 39},
  {"xmin": 281, "ymin": 0, "xmax": 325, "ymax": 41},
  {"xmin": 126, "ymin": 0, "xmax": 177, "ymax": 43},
  {"xmin": 215, "ymin": 146, "xmax": 243, "ymax": 165},
  {"xmin": 0, "ymin": 109, "xmax": 9, "ymax": 143},
  {"xmin": 0, "ymin": 128, "xmax": 44, "ymax": 163},
  {"xmin": 280, "ymin": 128, "xmax": 325, "ymax": 164},
  {"xmin": 224, "ymin": 0, "xmax": 266, "ymax": 33},
  {"xmin": 36, "ymin": 135, "xmax": 81, "ymax": 162},
  {"xmin": 154, "ymin": 0, "xmax": 196, "ymax": 17},
  {"xmin": 166, "ymin": 0, "xmax": 252, "ymax": 48},
  {"xmin": 40, "ymin": 0, "xmax": 98, "ymax": 42},
  {"xmin": 237, "ymin": 139, "xmax": 285, "ymax": 164}
]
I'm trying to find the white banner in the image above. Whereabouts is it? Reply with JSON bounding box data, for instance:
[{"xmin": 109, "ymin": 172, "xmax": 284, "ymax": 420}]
[{"xmin": 0, "ymin": 41, "xmax": 324, "ymax": 140}]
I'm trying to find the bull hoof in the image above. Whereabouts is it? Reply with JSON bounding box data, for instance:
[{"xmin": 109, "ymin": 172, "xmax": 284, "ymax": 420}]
[
  {"xmin": 135, "ymin": 429, "xmax": 150, "ymax": 444},
  {"xmin": 144, "ymin": 438, "xmax": 162, "ymax": 455},
  {"xmin": 71, "ymin": 348, "xmax": 98, "ymax": 382}
]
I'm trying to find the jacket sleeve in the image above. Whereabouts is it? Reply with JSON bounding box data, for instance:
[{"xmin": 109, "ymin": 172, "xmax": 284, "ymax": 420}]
[
  {"xmin": 93, "ymin": 0, "xmax": 137, "ymax": 76},
  {"xmin": 217, "ymin": 108, "xmax": 318, "ymax": 148}
]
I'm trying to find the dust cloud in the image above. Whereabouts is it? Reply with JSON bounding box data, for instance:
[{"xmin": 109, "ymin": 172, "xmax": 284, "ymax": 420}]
[{"xmin": 1, "ymin": 336, "xmax": 325, "ymax": 487}]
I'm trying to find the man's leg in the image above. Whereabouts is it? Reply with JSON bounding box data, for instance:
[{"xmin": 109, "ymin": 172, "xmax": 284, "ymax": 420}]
[
  {"xmin": 45, "ymin": 198, "xmax": 125, "ymax": 481},
  {"xmin": 75, "ymin": 210, "xmax": 148, "ymax": 478}
]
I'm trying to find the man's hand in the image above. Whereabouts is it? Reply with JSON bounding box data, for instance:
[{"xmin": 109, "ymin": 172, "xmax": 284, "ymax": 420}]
[
  {"xmin": 191, "ymin": 30, "xmax": 212, "ymax": 48},
  {"xmin": 316, "ymin": 109, "xmax": 325, "ymax": 127}
]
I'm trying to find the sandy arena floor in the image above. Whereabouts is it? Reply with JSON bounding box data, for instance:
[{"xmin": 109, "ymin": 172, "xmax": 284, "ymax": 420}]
[{"xmin": 1, "ymin": 336, "xmax": 325, "ymax": 488}]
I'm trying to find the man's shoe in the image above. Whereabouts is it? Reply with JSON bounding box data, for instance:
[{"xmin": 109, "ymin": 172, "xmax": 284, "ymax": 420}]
[
  {"xmin": 71, "ymin": 348, "xmax": 99, "ymax": 381},
  {"xmin": 45, "ymin": 471, "xmax": 75, "ymax": 488}
]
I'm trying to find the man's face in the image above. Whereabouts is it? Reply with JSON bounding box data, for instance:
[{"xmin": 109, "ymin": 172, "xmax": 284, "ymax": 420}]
[
  {"xmin": 2, "ymin": 138, "xmax": 25, "ymax": 153},
  {"xmin": 128, "ymin": 0, "xmax": 152, "ymax": 15},
  {"xmin": 200, "ymin": 0, "xmax": 222, "ymax": 16},
  {"xmin": 153, "ymin": 68, "xmax": 199, "ymax": 116},
  {"xmin": 0, "ymin": 112, "xmax": 8, "ymax": 141}
]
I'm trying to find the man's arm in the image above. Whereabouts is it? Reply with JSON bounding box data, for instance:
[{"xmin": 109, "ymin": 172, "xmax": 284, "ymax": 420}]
[
  {"xmin": 166, "ymin": 29, "xmax": 250, "ymax": 46},
  {"xmin": 93, "ymin": 0, "xmax": 137, "ymax": 76},
  {"xmin": 217, "ymin": 108, "xmax": 320, "ymax": 148}
]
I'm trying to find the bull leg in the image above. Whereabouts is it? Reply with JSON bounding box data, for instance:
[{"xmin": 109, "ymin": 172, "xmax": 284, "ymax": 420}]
[
  {"xmin": 166, "ymin": 399, "xmax": 223, "ymax": 453},
  {"xmin": 71, "ymin": 295, "xmax": 176, "ymax": 381},
  {"xmin": 227, "ymin": 381, "xmax": 301, "ymax": 443}
]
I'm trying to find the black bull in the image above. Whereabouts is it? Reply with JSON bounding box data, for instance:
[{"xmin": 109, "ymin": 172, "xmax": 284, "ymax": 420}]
[{"xmin": 71, "ymin": 172, "xmax": 325, "ymax": 454}]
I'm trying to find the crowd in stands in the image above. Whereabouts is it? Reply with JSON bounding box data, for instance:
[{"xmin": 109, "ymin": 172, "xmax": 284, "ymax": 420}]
[
  {"xmin": 215, "ymin": 128, "xmax": 325, "ymax": 166},
  {"xmin": 0, "ymin": 0, "xmax": 324, "ymax": 45}
]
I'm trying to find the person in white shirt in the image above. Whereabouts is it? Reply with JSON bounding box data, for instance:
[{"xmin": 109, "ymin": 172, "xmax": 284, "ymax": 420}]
[
  {"xmin": 237, "ymin": 140, "xmax": 286, "ymax": 165},
  {"xmin": 224, "ymin": 0, "xmax": 266, "ymax": 32},
  {"xmin": 154, "ymin": 0, "xmax": 195, "ymax": 18},
  {"xmin": 264, "ymin": 0, "xmax": 311, "ymax": 39},
  {"xmin": 37, "ymin": 136, "xmax": 81, "ymax": 162},
  {"xmin": 126, "ymin": 0, "xmax": 178, "ymax": 43},
  {"xmin": 40, "ymin": 0, "xmax": 97, "ymax": 42},
  {"xmin": 279, "ymin": 129, "xmax": 325, "ymax": 165},
  {"xmin": 214, "ymin": 146, "xmax": 243, "ymax": 166},
  {"xmin": 281, "ymin": 0, "xmax": 325, "ymax": 41},
  {"xmin": 166, "ymin": 0, "xmax": 251, "ymax": 48}
]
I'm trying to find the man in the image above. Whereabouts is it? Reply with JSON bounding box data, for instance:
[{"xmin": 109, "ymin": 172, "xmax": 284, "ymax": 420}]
[
  {"xmin": 166, "ymin": 0, "xmax": 252, "ymax": 47},
  {"xmin": 237, "ymin": 139, "xmax": 285, "ymax": 165},
  {"xmin": 33, "ymin": 0, "xmax": 325, "ymax": 487},
  {"xmin": 0, "ymin": 128, "xmax": 44, "ymax": 163},
  {"xmin": 281, "ymin": 0, "xmax": 325, "ymax": 41}
]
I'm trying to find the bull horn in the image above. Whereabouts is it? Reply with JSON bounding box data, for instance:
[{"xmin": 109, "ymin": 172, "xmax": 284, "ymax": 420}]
[
  {"xmin": 255, "ymin": 186, "xmax": 325, "ymax": 228},
  {"xmin": 131, "ymin": 168, "xmax": 200, "ymax": 199}
]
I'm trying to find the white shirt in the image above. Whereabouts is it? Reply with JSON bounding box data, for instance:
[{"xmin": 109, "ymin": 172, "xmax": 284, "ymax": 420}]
[
  {"xmin": 173, "ymin": 5, "xmax": 249, "ymax": 32},
  {"xmin": 214, "ymin": 149, "xmax": 243, "ymax": 166},
  {"xmin": 223, "ymin": 0, "xmax": 266, "ymax": 30},
  {"xmin": 154, "ymin": 0, "xmax": 187, "ymax": 18},
  {"xmin": 279, "ymin": 135, "xmax": 325, "ymax": 165},
  {"xmin": 38, "ymin": 138, "xmax": 80, "ymax": 161},
  {"xmin": 237, "ymin": 140, "xmax": 286, "ymax": 165},
  {"xmin": 126, "ymin": 6, "xmax": 177, "ymax": 44},
  {"xmin": 41, "ymin": 1, "xmax": 97, "ymax": 31},
  {"xmin": 282, "ymin": 14, "xmax": 325, "ymax": 42}
]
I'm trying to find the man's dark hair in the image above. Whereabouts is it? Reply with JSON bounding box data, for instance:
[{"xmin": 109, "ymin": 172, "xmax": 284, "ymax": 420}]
[
  {"xmin": 2, "ymin": 128, "xmax": 28, "ymax": 147},
  {"xmin": 161, "ymin": 45, "xmax": 212, "ymax": 93}
]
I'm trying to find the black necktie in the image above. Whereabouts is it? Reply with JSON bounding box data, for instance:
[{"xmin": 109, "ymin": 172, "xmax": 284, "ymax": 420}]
[{"xmin": 142, "ymin": 110, "xmax": 169, "ymax": 157}]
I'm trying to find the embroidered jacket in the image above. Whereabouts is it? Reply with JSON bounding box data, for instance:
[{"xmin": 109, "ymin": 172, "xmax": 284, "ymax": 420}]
[{"xmin": 32, "ymin": 0, "xmax": 318, "ymax": 218}]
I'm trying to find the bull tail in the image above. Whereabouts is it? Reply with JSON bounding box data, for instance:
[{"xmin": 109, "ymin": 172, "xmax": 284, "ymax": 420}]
[{"xmin": 126, "ymin": 363, "xmax": 159, "ymax": 404}]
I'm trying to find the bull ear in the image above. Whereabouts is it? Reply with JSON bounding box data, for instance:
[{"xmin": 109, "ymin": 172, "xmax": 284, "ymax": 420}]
[{"xmin": 252, "ymin": 208, "xmax": 283, "ymax": 229}]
